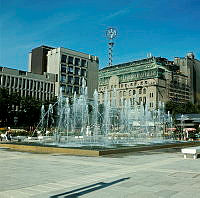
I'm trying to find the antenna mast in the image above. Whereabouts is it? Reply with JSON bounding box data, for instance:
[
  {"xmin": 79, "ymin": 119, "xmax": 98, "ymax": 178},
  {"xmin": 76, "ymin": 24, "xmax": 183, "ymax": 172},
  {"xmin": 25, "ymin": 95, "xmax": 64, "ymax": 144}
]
[{"xmin": 106, "ymin": 27, "xmax": 117, "ymax": 67}]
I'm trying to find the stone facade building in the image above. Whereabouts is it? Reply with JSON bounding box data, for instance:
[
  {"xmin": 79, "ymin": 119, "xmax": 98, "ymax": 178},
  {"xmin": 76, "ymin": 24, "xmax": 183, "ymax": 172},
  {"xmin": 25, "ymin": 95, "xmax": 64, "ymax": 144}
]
[
  {"xmin": 0, "ymin": 66, "xmax": 55, "ymax": 101},
  {"xmin": 29, "ymin": 46, "xmax": 99, "ymax": 99},
  {"xmin": 174, "ymin": 53, "xmax": 200, "ymax": 105},
  {"xmin": 98, "ymin": 53, "xmax": 200, "ymax": 109}
]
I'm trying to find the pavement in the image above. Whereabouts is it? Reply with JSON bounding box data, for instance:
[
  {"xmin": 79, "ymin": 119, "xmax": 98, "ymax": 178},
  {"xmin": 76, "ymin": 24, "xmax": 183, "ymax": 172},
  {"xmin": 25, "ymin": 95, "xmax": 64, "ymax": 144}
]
[{"xmin": 0, "ymin": 147, "xmax": 200, "ymax": 198}]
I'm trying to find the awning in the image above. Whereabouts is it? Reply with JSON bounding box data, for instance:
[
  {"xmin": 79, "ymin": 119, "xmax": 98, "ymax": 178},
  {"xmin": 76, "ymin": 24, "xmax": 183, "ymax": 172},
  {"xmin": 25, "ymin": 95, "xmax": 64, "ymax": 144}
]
[
  {"xmin": 166, "ymin": 128, "xmax": 176, "ymax": 131},
  {"xmin": 183, "ymin": 128, "xmax": 196, "ymax": 132}
]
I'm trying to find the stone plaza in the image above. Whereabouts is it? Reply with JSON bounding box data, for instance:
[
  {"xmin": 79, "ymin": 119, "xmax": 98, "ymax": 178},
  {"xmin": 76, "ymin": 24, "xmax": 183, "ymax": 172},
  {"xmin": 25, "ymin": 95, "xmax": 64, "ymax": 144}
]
[{"xmin": 0, "ymin": 147, "xmax": 200, "ymax": 198}]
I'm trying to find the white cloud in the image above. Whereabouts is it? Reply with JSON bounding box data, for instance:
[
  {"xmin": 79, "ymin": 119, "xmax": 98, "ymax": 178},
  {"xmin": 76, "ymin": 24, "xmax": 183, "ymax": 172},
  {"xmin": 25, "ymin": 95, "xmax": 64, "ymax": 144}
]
[{"xmin": 101, "ymin": 8, "xmax": 129, "ymax": 22}]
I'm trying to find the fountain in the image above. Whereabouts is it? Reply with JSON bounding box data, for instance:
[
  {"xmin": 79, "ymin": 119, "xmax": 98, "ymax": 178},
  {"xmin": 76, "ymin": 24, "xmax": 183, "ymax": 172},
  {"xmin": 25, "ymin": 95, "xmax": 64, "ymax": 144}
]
[
  {"xmin": 33, "ymin": 79, "xmax": 178, "ymax": 149},
  {"xmin": 2, "ymin": 79, "xmax": 199, "ymax": 156}
]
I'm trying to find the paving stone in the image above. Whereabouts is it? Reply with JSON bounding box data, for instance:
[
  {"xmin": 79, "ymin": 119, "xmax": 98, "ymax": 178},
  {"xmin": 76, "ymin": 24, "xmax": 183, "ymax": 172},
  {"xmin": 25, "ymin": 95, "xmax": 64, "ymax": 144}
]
[{"xmin": 0, "ymin": 148, "xmax": 200, "ymax": 198}]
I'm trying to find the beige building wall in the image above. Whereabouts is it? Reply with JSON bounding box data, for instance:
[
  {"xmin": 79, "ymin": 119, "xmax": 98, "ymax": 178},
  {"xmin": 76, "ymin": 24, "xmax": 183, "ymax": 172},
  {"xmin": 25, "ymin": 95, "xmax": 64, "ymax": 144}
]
[
  {"xmin": 99, "ymin": 57, "xmax": 191, "ymax": 109},
  {"xmin": 47, "ymin": 47, "xmax": 99, "ymax": 99},
  {"xmin": 0, "ymin": 66, "xmax": 55, "ymax": 101}
]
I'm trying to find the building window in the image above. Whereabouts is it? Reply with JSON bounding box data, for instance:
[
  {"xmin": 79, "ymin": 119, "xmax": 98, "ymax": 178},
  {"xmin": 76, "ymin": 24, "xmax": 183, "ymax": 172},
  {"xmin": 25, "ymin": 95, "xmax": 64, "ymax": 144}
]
[
  {"xmin": 74, "ymin": 77, "xmax": 79, "ymax": 85},
  {"xmin": 30, "ymin": 80, "xmax": 33, "ymax": 90},
  {"xmin": 132, "ymin": 98, "xmax": 135, "ymax": 105},
  {"xmin": 51, "ymin": 84, "xmax": 54, "ymax": 92},
  {"xmin": 7, "ymin": 76, "xmax": 10, "ymax": 87},
  {"xmin": 61, "ymin": 65, "xmax": 66, "ymax": 73},
  {"xmin": 68, "ymin": 56, "xmax": 74, "ymax": 64},
  {"xmin": 3, "ymin": 76, "xmax": 6, "ymax": 86},
  {"xmin": 74, "ymin": 87, "xmax": 79, "ymax": 94},
  {"xmin": 37, "ymin": 82, "xmax": 40, "ymax": 90},
  {"xmin": 19, "ymin": 78, "xmax": 22, "ymax": 88},
  {"xmin": 143, "ymin": 88, "xmax": 146, "ymax": 94},
  {"xmin": 68, "ymin": 76, "xmax": 73, "ymax": 84},
  {"xmin": 61, "ymin": 74, "xmax": 66, "ymax": 83},
  {"xmin": 123, "ymin": 91, "xmax": 126, "ymax": 96},
  {"xmin": 81, "ymin": 59, "xmax": 87, "ymax": 67},
  {"xmin": 134, "ymin": 81, "xmax": 137, "ymax": 86},
  {"xmin": 41, "ymin": 82, "xmax": 44, "ymax": 91},
  {"xmin": 145, "ymin": 81, "xmax": 148, "ymax": 84},
  {"xmin": 129, "ymin": 90, "xmax": 132, "ymax": 96},
  {"xmin": 61, "ymin": 85, "xmax": 66, "ymax": 93},
  {"xmin": 68, "ymin": 66, "xmax": 73, "ymax": 74},
  {"xmin": 150, "ymin": 92, "xmax": 154, "ymax": 98},
  {"xmin": 81, "ymin": 69, "xmax": 86, "ymax": 76},
  {"xmin": 75, "ymin": 58, "xmax": 80, "ymax": 66},
  {"xmin": 133, "ymin": 90, "xmax": 135, "ymax": 95},
  {"xmin": 143, "ymin": 97, "xmax": 146, "ymax": 104},
  {"xmin": 123, "ymin": 98, "xmax": 126, "ymax": 105},
  {"xmin": 11, "ymin": 77, "xmax": 14, "ymax": 87},
  {"xmin": 119, "ymin": 91, "xmax": 122, "ymax": 97},
  {"xmin": 55, "ymin": 74, "xmax": 58, "ymax": 82},
  {"xmin": 27, "ymin": 80, "xmax": 29, "ymax": 89},
  {"xmin": 75, "ymin": 68, "xmax": 80, "ymax": 75},
  {"xmin": 61, "ymin": 55, "xmax": 67, "ymax": 63},
  {"xmin": 66, "ymin": 86, "xmax": 73, "ymax": 94},
  {"xmin": 139, "ymin": 88, "xmax": 142, "ymax": 94},
  {"xmin": 139, "ymin": 97, "xmax": 142, "ymax": 104}
]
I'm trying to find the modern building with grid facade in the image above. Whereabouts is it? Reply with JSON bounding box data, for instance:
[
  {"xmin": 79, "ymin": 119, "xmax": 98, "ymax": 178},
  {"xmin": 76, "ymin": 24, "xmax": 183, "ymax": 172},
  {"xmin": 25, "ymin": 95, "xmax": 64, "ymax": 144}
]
[
  {"xmin": 0, "ymin": 66, "xmax": 55, "ymax": 101},
  {"xmin": 29, "ymin": 46, "xmax": 99, "ymax": 99},
  {"xmin": 98, "ymin": 53, "xmax": 200, "ymax": 109}
]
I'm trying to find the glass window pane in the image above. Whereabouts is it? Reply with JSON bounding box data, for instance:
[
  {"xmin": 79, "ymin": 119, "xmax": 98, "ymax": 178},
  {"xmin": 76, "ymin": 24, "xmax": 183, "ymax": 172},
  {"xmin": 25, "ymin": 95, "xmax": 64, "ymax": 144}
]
[
  {"xmin": 81, "ymin": 59, "xmax": 86, "ymax": 67},
  {"xmin": 75, "ymin": 58, "xmax": 80, "ymax": 66},
  {"xmin": 61, "ymin": 55, "xmax": 67, "ymax": 63},
  {"xmin": 75, "ymin": 68, "xmax": 80, "ymax": 75},
  {"xmin": 61, "ymin": 65, "xmax": 66, "ymax": 73},
  {"xmin": 68, "ymin": 56, "xmax": 74, "ymax": 64}
]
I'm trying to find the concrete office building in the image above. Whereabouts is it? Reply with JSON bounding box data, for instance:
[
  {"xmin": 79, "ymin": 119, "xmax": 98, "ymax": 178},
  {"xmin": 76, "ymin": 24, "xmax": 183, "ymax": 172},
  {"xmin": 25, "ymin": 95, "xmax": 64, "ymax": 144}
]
[
  {"xmin": 28, "ymin": 45, "xmax": 54, "ymax": 75},
  {"xmin": 174, "ymin": 52, "xmax": 200, "ymax": 105},
  {"xmin": 0, "ymin": 66, "xmax": 55, "ymax": 101},
  {"xmin": 98, "ymin": 54, "xmax": 198, "ymax": 109},
  {"xmin": 29, "ymin": 46, "xmax": 99, "ymax": 99}
]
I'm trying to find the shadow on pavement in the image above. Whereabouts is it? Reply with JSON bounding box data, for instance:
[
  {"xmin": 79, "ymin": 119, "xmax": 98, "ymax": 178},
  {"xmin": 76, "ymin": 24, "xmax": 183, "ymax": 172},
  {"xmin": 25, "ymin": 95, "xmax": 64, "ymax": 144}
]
[{"xmin": 50, "ymin": 177, "xmax": 130, "ymax": 198}]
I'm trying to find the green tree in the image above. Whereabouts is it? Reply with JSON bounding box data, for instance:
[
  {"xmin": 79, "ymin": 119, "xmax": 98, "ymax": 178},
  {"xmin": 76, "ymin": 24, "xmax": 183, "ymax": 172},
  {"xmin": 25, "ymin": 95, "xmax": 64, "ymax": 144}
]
[
  {"xmin": 0, "ymin": 88, "xmax": 9, "ymax": 126},
  {"xmin": 165, "ymin": 101, "xmax": 199, "ymax": 115}
]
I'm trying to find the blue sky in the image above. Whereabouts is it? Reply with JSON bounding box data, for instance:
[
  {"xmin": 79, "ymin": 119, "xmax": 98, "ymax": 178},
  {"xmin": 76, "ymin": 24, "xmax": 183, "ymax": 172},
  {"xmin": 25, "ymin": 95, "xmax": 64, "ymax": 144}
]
[{"xmin": 0, "ymin": 0, "xmax": 200, "ymax": 70}]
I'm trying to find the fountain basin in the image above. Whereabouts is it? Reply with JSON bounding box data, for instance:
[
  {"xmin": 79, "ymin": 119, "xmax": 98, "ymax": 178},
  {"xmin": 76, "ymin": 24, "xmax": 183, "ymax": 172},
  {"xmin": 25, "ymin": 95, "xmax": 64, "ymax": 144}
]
[{"xmin": 1, "ymin": 141, "xmax": 200, "ymax": 156}]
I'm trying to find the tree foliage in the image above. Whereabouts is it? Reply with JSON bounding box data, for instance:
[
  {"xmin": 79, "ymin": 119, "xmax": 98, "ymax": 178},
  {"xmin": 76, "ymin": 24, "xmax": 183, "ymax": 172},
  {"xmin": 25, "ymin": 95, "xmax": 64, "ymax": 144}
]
[
  {"xmin": 0, "ymin": 88, "xmax": 56, "ymax": 129},
  {"xmin": 165, "ymin": 101, "xmax": 200, "ymax": 115}
]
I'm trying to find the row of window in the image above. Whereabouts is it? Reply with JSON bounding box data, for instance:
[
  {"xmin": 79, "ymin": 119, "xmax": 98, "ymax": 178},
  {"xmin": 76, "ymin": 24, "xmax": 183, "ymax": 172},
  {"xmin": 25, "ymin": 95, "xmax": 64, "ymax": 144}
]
[
  {"xmin": 107, "ymin": 80, "xmax": 150, "ymax": 90},
  {"xmin": 6, "ymin": 88, "xmax": 53, "ymax": 101},
  {"xmin": 61, "ymin": 65, "xmax": 86, "ymax": 76},
  {"xmin": 61, "ymin": 85, "xmax": 81, "ymax": 95},
  {"xmin": 101, "ymin": 88, "xmax": 148, "ymax": 98},
  {"xmin": 0, "ymin": 75, "xmax": 54, "ymax": 92},
  {"xmin": 61, "ymin": 75, "xmax": 86, "ymax": 86},
  {"xmin": 61, "ymin": 55, "xmax": 87, "ymax": 67},
  {"xmin": 149, "ymin": 92, "xmax": 154, "ymax": 98}
]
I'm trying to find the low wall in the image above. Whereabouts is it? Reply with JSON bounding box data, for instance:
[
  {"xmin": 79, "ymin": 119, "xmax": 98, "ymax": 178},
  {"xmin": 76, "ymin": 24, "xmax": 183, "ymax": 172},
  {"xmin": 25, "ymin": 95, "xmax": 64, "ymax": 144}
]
[
  {"xmin": 0, "ymin": 144, "xmax": 99, "ymax": 156},
  {"xmin": 99, "ymin": 141, "xmax": 200, "ymax": 156},
  {"xmin": 1, "ymin": 141, "xmax": 200, "ymax": 157}
]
